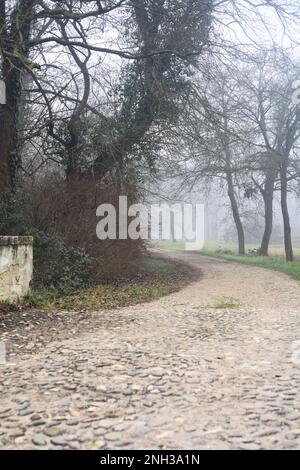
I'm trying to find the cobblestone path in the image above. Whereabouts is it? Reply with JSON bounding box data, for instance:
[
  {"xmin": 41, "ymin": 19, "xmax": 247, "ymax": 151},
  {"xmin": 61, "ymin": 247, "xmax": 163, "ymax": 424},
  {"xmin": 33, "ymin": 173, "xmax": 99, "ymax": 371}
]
[{"xmin": 1, "ymin": 251, "xmax": 300, "ymax": 449}]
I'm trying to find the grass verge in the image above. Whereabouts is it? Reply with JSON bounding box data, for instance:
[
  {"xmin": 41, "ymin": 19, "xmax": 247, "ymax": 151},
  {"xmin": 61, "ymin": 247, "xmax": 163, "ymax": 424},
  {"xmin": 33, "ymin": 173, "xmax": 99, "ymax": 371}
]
[
  {"xmin": 201, "ymin": 249, "xmax": 300, "ymax": 281},
  {"xmin": 0, "ymin": 257, "xmax": 197, "ymax": 314},
  {"xmin": 201, "ymin": 246, "xmax": 300, "ymax": 281},
  {"xmin": 155, "ymin": 240, "xmax": 300, "ymax": 282}
]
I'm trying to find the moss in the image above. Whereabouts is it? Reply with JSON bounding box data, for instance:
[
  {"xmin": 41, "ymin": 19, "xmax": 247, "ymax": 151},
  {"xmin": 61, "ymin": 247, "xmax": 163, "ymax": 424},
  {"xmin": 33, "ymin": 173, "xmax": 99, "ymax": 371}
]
[{"xmin": 212, "ymin": 297, "xmax": 240, "ymax": 309}]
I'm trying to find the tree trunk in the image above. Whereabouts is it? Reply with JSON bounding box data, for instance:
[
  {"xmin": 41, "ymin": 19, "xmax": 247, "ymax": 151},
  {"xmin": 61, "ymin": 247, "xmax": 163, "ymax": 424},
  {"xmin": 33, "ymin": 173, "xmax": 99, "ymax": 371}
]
[
  {"xmin": 280, "ymin": 163, "xmax": 294, "ymax": 262},
  {"xmin": 0, "ymin": 0, "xmax": 34, "ymax": 194},
  {"xmin": 226, "ymin": 172, "xmax": 245, "ymax": 255},
  {"xmin": 260, "ymin": 170, "xmax": 276, "ymax": 256},
  {"xmin": 0, "ymin": 64, "xmax": 22, "ymax": 193},
  {"xmin": 223, "ymin": 109, "xmax": 245, "ymax": 256}
]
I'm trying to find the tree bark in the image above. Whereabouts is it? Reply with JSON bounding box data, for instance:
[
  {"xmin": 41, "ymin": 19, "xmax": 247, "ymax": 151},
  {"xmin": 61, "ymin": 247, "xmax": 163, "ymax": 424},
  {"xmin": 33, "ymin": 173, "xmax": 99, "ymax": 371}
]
[
  {"xmin": 223, "ymin": 109, "xmax": 245, "ymax": 256},
  {"xmin": 0, "ymin": 0, "xmax": 35, "ymax": 194},
  {"xmin": 259, "ymin": 170, "xmax": 276, "ymax": 256},
  {"xmin": 0, "ymin": 63, "xmax": 22, "ymax": 193},
  {"xmin": 280, "ymin": 163, "xmax": 294, "ymax": 262},
  {"xmin": 226, "ymin": 171, "xmax": 245, "ymax": 255}
]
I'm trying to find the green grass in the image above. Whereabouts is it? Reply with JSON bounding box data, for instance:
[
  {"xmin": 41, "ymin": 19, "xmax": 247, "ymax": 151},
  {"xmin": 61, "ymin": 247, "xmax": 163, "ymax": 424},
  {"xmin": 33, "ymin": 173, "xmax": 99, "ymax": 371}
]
[
  {"xmin": 205, "ymin": 252, "xmax": 300, "ymax": 281},
  {"xmin": 201, "ymin": 243, "xmax": 300, "ymax": 282},
  {"xmin": 202, "ymin": 241, "xmax": 300, "ymax": 258},
  {"xmin": 154, "ymin": 241, "xmax": 186, "ymax": 250},
  {"xmin": 155, "ymin": 240, "xmax": 300, "ymax": 282},
  {"xmin": 0, "ymin": 258, "xmax": 196, "ymax": 313},
  {"xmin": 212, "ymin": 297, "xmax": 241, "ymax": 309}
]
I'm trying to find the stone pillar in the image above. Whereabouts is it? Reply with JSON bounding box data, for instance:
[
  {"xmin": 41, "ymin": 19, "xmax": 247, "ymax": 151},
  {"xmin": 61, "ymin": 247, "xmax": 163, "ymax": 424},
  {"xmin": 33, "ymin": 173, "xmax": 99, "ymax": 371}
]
[{"xmin": 0, "ymin": 236, "xmax": 33, "ymax": 302}]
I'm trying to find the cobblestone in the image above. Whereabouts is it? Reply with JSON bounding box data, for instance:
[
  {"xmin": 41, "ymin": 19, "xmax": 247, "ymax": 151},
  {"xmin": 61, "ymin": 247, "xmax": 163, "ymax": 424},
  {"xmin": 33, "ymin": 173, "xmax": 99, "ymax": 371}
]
[{"xmin": 1, "ymin": 252, "xmax": 300, "ymax": 449}]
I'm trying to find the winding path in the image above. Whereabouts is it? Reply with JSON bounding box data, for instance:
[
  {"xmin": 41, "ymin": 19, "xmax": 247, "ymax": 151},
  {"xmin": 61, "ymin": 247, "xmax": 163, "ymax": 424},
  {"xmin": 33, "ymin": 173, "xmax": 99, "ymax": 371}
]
[{"xmin": 1, "ymin": 251, "xmax": 300, "ymax": 449}]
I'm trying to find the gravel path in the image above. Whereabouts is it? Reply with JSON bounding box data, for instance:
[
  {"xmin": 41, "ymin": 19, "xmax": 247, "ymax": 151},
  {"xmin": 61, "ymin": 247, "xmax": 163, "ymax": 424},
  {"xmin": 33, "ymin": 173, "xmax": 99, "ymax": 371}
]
[{"xmin": 1, "ymin": 251, "xmax": 300, "ymax": 450}]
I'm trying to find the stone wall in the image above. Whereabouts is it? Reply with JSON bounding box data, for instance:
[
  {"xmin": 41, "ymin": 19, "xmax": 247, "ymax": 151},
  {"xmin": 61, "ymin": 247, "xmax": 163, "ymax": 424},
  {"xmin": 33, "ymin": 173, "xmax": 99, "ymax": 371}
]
[{"xmin": 0, "ymin": 236, "xmax": 33, "ymax": 302}]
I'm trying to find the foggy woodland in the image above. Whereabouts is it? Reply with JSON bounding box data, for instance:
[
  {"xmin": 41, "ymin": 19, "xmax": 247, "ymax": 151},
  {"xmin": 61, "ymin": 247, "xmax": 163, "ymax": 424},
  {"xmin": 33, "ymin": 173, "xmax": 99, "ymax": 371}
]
[{"xmin": 1, "ymin": 1, "xmax": 300, "ymax": 286}]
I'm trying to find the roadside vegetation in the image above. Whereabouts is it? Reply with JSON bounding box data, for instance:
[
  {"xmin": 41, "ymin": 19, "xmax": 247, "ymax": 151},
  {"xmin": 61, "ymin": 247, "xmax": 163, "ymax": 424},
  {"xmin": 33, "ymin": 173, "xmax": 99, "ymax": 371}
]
[
  {"xmin": 0, "ymin": 258, "xmax": 197, "ymax": 314},
  {"xmin": 202, "ymin": 247, "xmax": 300, "ymax": 282},
  {"xmin": 156, "ymin": 241, "xmax": 300, "ymax": 282}
]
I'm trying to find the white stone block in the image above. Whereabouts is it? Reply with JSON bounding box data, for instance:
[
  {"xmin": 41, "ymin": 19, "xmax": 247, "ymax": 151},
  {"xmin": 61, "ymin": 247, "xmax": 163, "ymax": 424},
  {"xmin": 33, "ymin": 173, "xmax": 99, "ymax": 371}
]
[{"xmin": 0, "ymin": 237, "xmax": 33, "ymax": 302}]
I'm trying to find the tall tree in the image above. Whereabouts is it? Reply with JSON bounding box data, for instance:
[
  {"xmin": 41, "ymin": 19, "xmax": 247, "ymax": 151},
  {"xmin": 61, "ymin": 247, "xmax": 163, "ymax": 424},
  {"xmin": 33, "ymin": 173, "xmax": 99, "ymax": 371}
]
[
  {"xmin": 174, "ymin": 69, "xmax": 248, "ymax": 255},
  {"xmin": 0, "ymin": 0, "xmax": 214, "ymax": 191},
  {"xmin": 239, "ymin": 53, "xmax": 300, "ymax": 261},
  {"xmin": 1, "ymin": 0, "xmax": 299, "ymax": 192},
  {"xmin": 0, "ymin": 0, "xmax": 35, "ymax": 192}
]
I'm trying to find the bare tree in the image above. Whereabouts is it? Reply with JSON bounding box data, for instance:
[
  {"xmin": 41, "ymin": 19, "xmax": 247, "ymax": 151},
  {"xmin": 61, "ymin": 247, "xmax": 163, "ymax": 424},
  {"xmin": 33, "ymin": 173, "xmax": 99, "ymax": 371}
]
[
  {"xmin": 237, "ymin": 51, "xmax": 300, "ymax": 261},
  {"xmin": 2, "ymin": 0, "xmax": 300, "ymax": 193},
  {"xmin": 0, "ymin": 0, "xmax": 214, "ymax": 192}
]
